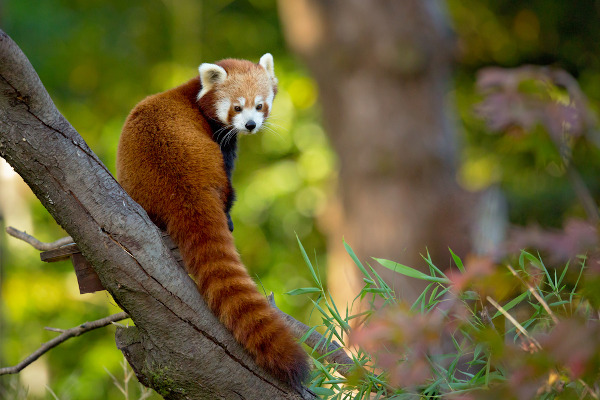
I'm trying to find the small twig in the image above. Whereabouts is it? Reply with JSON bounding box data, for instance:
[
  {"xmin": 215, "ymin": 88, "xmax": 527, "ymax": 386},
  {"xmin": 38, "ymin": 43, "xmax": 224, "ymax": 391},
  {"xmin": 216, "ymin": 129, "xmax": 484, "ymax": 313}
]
[
  {"xmin": 486, "ymin": 296, "xmax": 542, "ymax": 350},
  {"xmin": 0, "ymin": 312, "xmax": 129, "ymax": 375},
  {"xmin": 268, "ymin": 293, "xmax": 354, "ymax": 377},
  {"xmin": 5, "ymin": 226, "xmax": 73, "ymax": 251},
  {"xmin": 506, "ymin": 264, "xmax": 559, "ymax": 325},
  {"xmin": 43, "ymin": 327, "xmax": 66, "ymax": 333},
  {"xmin": 479, "ymin": 305, "xmax": 498, "ymax": 333},
  {"xmin": 579, "ymin": 378, "xmax": 600, "ymax": 400}
]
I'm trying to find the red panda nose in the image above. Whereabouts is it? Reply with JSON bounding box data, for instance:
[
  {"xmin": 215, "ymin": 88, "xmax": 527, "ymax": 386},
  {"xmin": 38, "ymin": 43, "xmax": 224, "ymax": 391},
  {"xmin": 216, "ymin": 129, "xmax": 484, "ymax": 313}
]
[{"xmin": 245, "ymin": 120, "xmax": 257, "ymax": 131}]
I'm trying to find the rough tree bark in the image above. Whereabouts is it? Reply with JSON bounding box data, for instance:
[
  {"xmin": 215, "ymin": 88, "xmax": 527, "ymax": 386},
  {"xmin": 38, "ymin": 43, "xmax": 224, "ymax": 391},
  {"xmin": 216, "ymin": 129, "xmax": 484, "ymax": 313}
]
[
  {"xmin": 0, "ymin": 30, "xmax": 315, "ymax": 400},
  {"xmin": 278, "ymin": 0, "xmax": 477, "ymax": 304}
]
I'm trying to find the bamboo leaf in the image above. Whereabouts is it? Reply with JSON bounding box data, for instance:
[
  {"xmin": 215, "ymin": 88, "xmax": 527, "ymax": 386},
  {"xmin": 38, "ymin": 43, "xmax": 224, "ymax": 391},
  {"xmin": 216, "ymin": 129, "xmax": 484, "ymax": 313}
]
[
  {"xmin": 285, "ymin": 287, "xmax": 322, "ymax": 296},
  {"xmin": 310, "ymin": 387, "xmax": 336, "ymax": 396},
  {"xmin": 374, "ymin": 258, "xmax": 450, "ymax": 284},
  {"xmin": 449, "ymin": 247, "xmax": 465, "ymax": 273},
  {"xmin": 344, "ymin": 239, "xmax": 371, "ymax": 278},
  {"xmin": 298, "ymin": 325, "xmax": 319, "ymax": 344},
  {"xmin": 297, "ymin": 235, "xmax": 321, "ymax": 287},
  {"xmin": 492, "ymin": 291, "xmax": 529, "ymax": 319}
]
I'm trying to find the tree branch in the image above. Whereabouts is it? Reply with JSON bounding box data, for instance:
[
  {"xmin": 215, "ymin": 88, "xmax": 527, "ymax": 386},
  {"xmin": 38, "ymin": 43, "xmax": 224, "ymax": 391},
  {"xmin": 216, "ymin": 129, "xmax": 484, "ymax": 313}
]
[
  {"xmin": 5, "ymin": 226, "xmax": 73, "ymax": 250},
  {"xmin": 0, "ymin": 29, "xmax": 316, "ymax": 399},
  {"xmin": 0, "ymin": 313, "xmax": 130, "ymax": 376},
  {"xmin": 6, "ymin": 226, "xmax": 356, "ymax": 378}
]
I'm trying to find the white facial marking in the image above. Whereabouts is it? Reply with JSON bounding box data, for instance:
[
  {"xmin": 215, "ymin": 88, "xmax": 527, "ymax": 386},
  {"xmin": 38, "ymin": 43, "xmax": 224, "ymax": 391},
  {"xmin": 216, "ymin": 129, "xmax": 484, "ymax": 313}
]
[
  {"xmin": 254, "ymin": 95, "xmax": 263, "ymax": 106},
  {"xmin": 215, "ymin": 98, "xmax": 231, "ymax": 124},
  {"xmin": 236, "ymin": 97, "xmax": 246, "ymax": 107},
  {"xmin": 241, "ymin": 108, "xmax": 253, "ymax": 121},
  {"xmin": 232, "ymin": 113, "xmax": 245, "ymax": 132},
  {"xmin": 253, "ymin": 112, "xmax": 265, "ymax": 130},
  {"xmin": 232, "ymin": 98, "xmax": 265, "ymax": 134}
]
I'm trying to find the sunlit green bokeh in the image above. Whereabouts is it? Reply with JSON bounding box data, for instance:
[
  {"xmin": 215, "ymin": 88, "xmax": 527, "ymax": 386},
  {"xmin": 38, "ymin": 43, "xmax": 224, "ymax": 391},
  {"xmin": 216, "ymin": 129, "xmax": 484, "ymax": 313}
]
[
  {"xmin": 0, "ymin": 1, "xmax": 331, "ymax": 398},
  {"xmin": 1, "ymin": 0, "xmax": 600, "ymax": 399}
]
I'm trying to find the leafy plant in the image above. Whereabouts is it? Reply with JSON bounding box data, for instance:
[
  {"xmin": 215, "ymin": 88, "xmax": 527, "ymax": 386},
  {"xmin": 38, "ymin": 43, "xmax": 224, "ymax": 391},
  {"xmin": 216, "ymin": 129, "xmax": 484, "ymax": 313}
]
[{"xmin": 293, "ymin": 239, "xmax": 600, "ymax": 399}]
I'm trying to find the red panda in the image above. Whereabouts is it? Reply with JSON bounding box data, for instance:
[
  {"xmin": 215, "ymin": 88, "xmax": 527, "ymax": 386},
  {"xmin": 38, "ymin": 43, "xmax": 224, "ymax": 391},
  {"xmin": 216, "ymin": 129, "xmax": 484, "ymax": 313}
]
[{"xmin": 116, "ymin": 54, "xmax": 309, "ymax": 388}]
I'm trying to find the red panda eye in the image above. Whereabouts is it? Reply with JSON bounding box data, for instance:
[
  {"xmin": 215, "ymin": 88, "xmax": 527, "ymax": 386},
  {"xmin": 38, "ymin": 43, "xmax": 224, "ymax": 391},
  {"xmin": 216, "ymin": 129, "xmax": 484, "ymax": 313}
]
[
  {"xmin": 256, "ymin": 104, "xmax": 263, "ymax": 111},
  {"xmin": 234, "ymin": 106, "xmax": 242, "ymax": 112}
]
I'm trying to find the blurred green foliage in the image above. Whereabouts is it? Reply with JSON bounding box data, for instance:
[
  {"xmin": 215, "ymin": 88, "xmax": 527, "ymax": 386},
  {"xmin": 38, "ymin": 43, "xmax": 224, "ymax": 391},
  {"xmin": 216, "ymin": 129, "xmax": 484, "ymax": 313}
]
[
  {"xmin": 305, "ymin": 242, "xmax": 600, "ymax": 399},
  {"xmin": 0, "ymin": 1, "xmax": 331, "ymax": 398},
  {"xmin": 448, "ymin": 0, "xmax": 600, "ymax": 227},
  {"xmin": 1, "ymin": 0, "xmax": 599, "ymax": 399}
]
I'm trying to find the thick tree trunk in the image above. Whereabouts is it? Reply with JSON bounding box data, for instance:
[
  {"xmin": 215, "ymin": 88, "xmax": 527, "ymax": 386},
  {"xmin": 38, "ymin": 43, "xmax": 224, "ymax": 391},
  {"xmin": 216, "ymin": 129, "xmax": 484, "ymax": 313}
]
[
  {"xmin": 279, "ymin": 0, "xmax": 476, "ymax": 303},
  {"xmin": 0, "ymin": 30, "xmax": 315, "ymax": 400}
]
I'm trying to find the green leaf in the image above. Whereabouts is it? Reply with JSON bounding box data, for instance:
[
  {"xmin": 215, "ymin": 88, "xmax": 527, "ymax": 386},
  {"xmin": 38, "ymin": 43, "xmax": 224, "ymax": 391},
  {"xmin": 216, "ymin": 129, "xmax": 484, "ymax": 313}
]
[
  {"xmin": 296, "ymin": 235, "xmax": 321, "ymax": 287},
  {"xmin": 298, "ymin": 325, "xmax": 319, "ymax": 344},
  {"xmin": 492, "ymin": 291, "xmax": 529, "ymax": 319},
  {"xmin": 368, "ymin": 265, "xmax": 394, "ymax": 294},
  {"xmin": 519, "ymin": 250, "xmax": 543, "ymax": 270},
  {"xmin": 449, "ymin": 247, "xmax": 465, "ymax": 273},
  {"xmin": 570, "ymin": 261, "xmax": 586, "ymax": 303},
  {"xmin": 344, "ymin": 239, "xmax": 371, "ymax": 278},
  {"xmin": 285, "ymin": 287, "xmax": 322, "ymax": 296},
  {"xmin": 311, "ymin": 299, "xmax": 329, "ymax": 319},
  {"xmin": 559, "ymin": 261, "xmax": 570, "ymax": 286},
  {"xmin": 422, "ymin": 249, "xmax": 448, "ymax": 278},
  {"xmin": 538, "ymin": 255, "xmax": 554, "ymax": 290},
  {"xmin": 363, "ymin": 288, "xmax": 389, "ymax": 294},
  {"xmin": 374, "ymin": 258, "xmax": 450, "ymax": 284},
  {"xmin": 310, "ymin": 387, "xmax": 336, "ymax": 396},
  {"xmin": 347, "ymin": 310, "xmax": 372, "ymax": 321},
  {"xmin": 325, "ymin": 301, "xmax": 351, "ymax": 332},
  {"xmin": 322, "ymin": 379, "xmax": 347, "ymax": 385},
  {"xmin": 312, "ymin": 359, "xmax": 336, "ymax": 379},
  {"xmin": 429, "ymin": 285, "xmax": 439, "ymax": 305},
  {"xmin": 410, "ymin": 282, "xmax": 433, "ymax": 311}
]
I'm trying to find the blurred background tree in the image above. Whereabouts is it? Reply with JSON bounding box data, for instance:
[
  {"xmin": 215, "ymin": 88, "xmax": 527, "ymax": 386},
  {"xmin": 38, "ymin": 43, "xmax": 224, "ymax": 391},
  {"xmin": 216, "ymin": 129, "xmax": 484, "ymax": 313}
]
[
  {"xmin": 279, "ymin": 0, "xmax": 477, "ymax": 305},
  {"xmin": 1, "ymin": 0, "xmax": 599, "ymax": 399}
]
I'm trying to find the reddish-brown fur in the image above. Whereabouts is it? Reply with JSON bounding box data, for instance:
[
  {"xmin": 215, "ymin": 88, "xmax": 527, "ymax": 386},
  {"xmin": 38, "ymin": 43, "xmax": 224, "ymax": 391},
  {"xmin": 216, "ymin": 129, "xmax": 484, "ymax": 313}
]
[{"xmin": 116, "ymin": 59, "xmax": 308, "ymax": 387}]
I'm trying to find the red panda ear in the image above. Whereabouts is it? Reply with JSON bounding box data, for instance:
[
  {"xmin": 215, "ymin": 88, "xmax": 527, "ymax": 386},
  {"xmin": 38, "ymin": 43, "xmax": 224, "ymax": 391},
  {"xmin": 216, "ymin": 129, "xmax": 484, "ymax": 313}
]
[
  {"xmin": 259, "ymin": 53, "xmax": 277, "ymax": 84},
  {"xmin": 198, "ymin": 63, "xmax": 227, "ymax": 99}
]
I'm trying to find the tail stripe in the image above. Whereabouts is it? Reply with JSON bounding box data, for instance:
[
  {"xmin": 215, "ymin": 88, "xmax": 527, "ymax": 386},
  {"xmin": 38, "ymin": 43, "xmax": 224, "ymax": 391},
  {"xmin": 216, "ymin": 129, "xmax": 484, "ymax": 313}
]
[{"xmin": 171, "ymin": 201, "xmax": 309, "ymax": 386}]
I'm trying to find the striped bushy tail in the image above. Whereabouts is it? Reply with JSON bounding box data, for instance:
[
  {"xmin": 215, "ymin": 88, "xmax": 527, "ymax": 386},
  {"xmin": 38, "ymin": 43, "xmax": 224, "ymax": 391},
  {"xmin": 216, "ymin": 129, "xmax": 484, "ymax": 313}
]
[{"xmin": 166, "ymin": 207, "xmax": 310, "ymax": 388}]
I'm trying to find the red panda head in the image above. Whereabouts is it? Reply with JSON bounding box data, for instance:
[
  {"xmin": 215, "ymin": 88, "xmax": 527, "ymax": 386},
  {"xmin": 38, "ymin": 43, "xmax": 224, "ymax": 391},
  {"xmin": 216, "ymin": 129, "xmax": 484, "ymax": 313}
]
[{"xmin": 197, "ymin": 54, "xmax": 277, "ymax": 138}]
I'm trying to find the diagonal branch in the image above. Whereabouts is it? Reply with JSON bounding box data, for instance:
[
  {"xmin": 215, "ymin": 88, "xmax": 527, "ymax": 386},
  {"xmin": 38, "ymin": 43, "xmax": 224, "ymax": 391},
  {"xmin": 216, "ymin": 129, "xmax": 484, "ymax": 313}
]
[
  {"xmin": 0, "ymin": 312, "xmax": 130, "ymax": 376},
  {"xmin": 0, "ymin": 29, "xmax": 315, "ymax": 399},
  {"xmin": 6, "ymin": 226, "xmax": 356, "ymax": 378}
]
